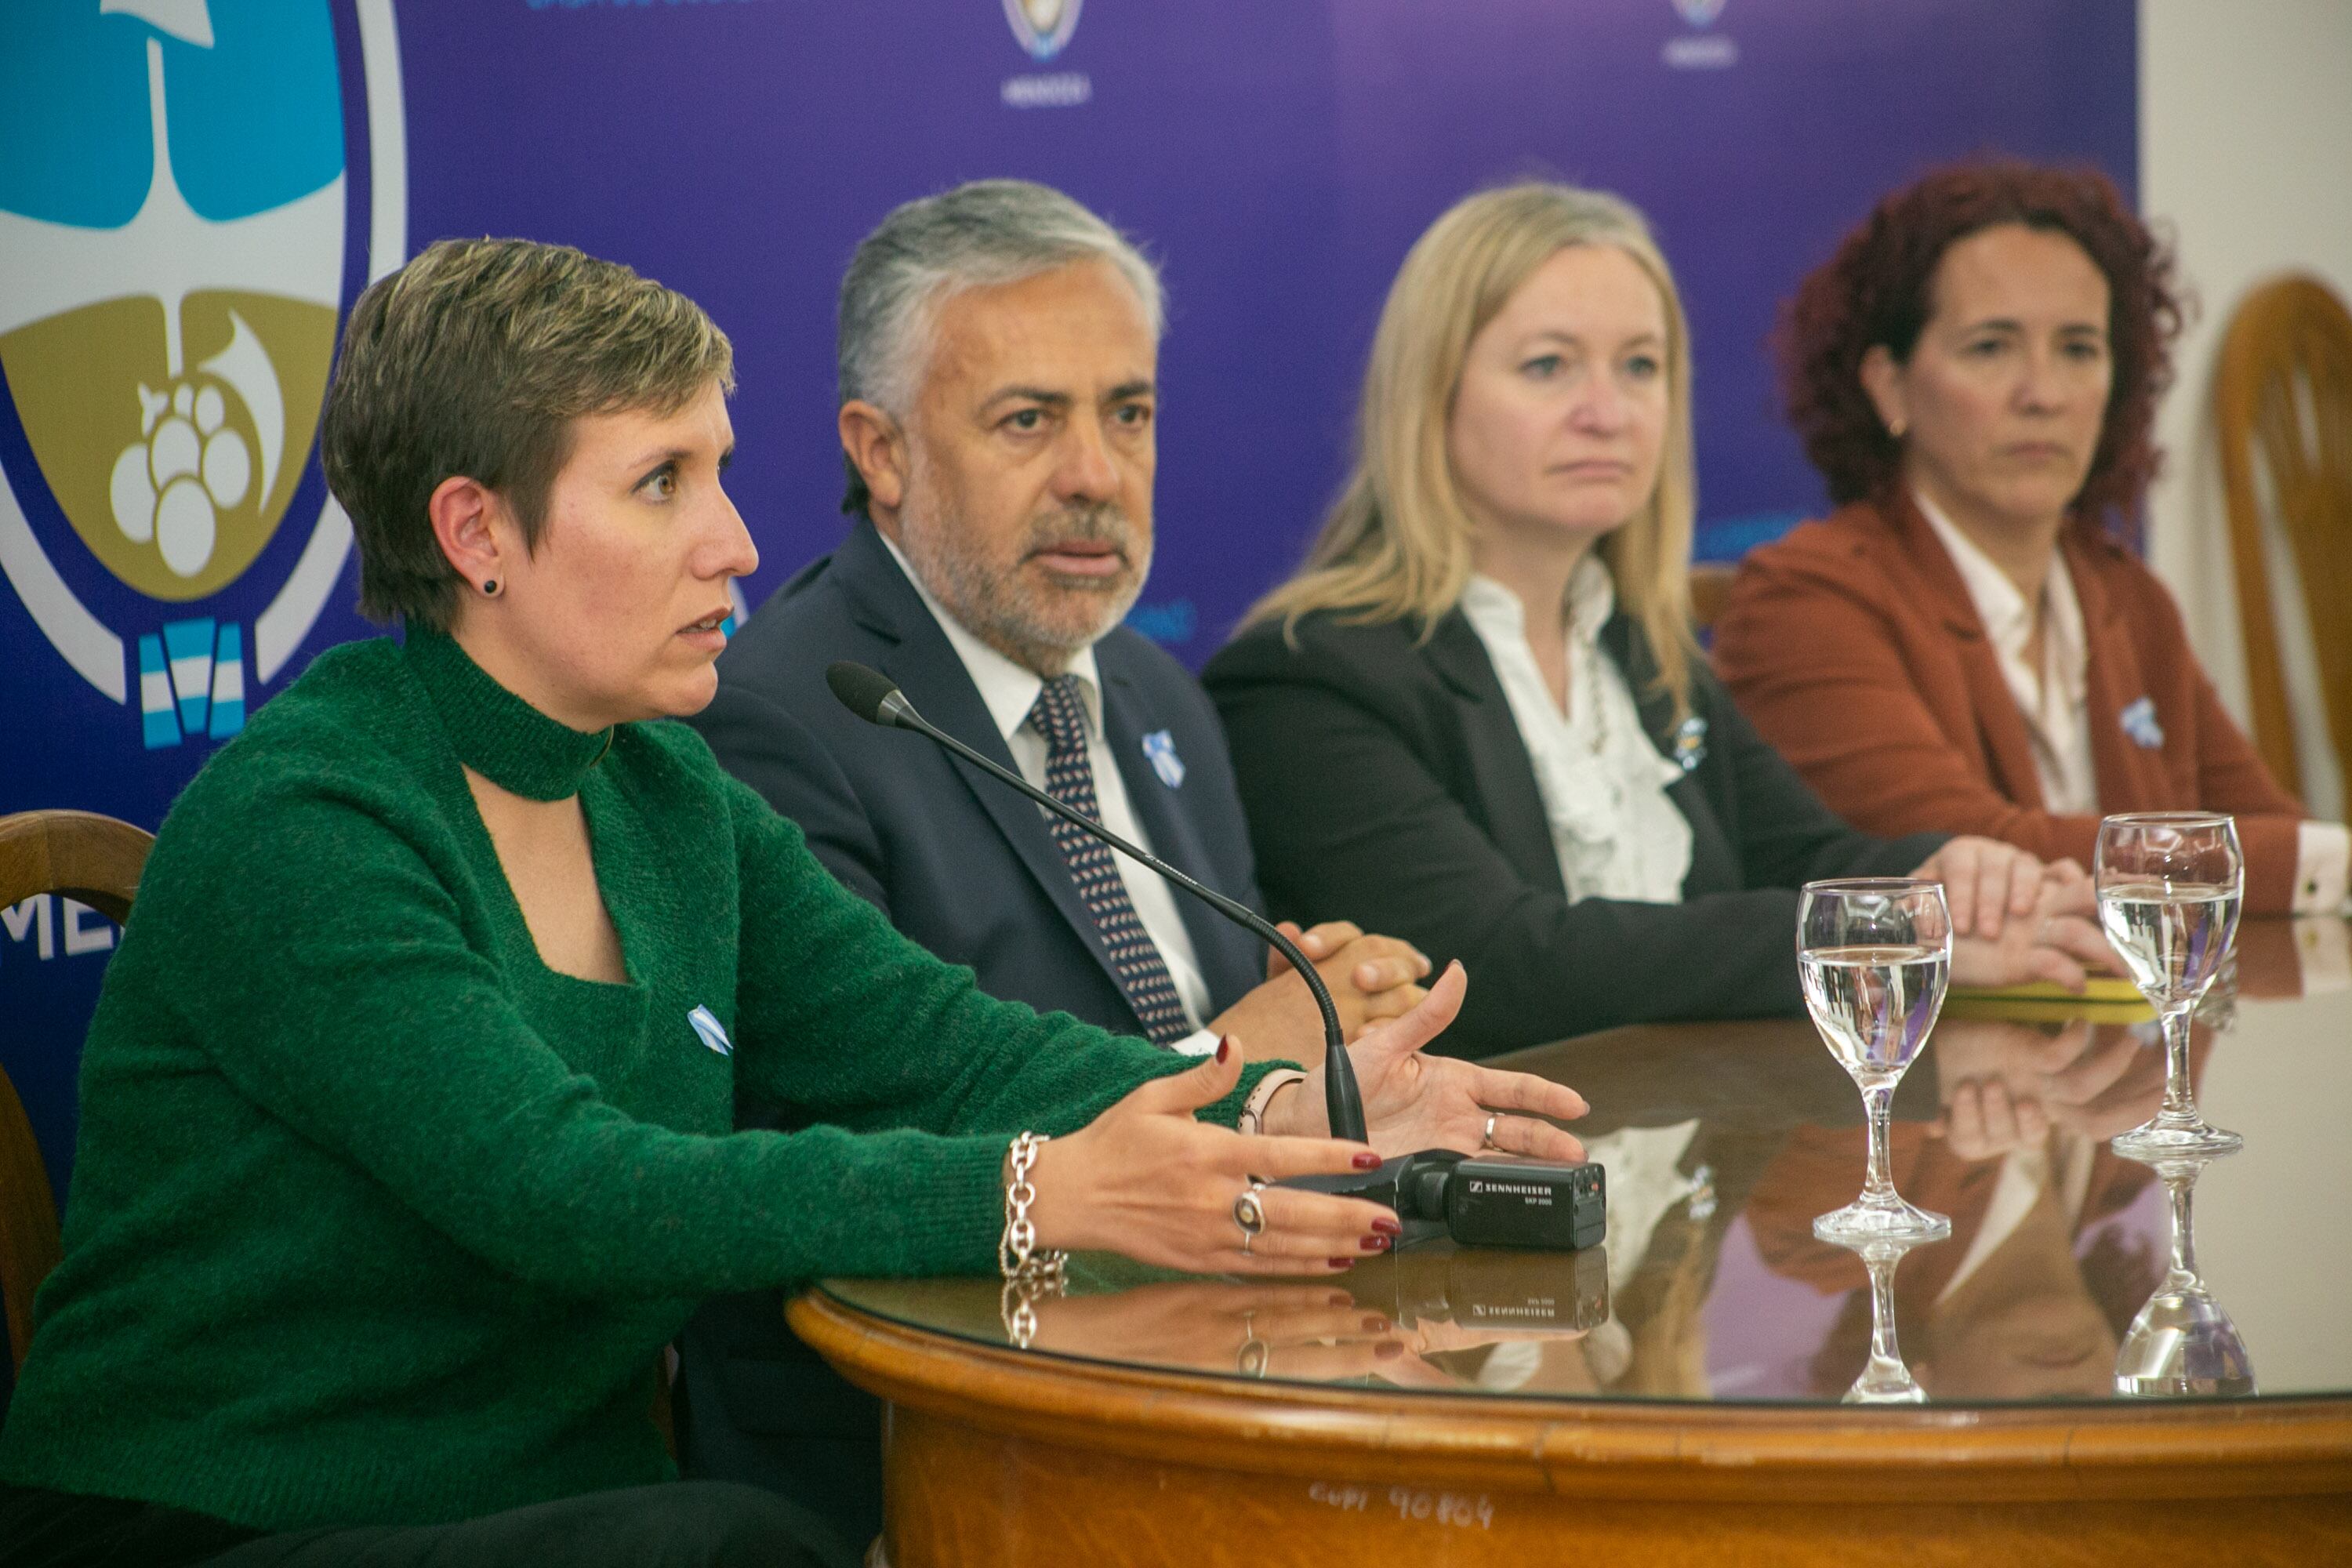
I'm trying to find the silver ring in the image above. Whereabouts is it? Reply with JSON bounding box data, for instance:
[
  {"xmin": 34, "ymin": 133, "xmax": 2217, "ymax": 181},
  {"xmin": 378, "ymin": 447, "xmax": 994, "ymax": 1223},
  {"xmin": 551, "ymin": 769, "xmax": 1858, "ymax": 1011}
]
[
  {"xmin": 1233, "ymin": 1184, "xmax": 1267, "ymax": 1252},
  {"xmin": 1480, "ymin": 1112, "xmax": 1501, "ymax": 1151}
]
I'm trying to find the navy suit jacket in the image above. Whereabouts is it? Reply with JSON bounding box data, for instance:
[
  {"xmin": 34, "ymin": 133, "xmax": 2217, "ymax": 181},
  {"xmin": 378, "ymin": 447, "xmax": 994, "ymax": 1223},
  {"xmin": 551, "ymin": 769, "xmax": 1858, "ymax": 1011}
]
[
  {"xmin": 689, "ymin": 517, "xmax": 1268, "ymax": 1032},
  {"xmin": 672, "ymin": 521, "xmax": 1271, "ymax": 1533}
]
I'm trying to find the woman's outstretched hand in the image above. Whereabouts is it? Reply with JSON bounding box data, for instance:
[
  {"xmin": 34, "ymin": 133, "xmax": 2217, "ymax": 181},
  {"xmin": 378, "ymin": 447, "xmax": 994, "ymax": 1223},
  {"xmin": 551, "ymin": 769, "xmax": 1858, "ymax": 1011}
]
[
  {"xmin": 1259, "ymin": 962, "xmax": 1588, "ymax": 1162},
  {"xmin": 1025, "ymin": 1040, "xmax": 1402, "ymax": 1275}
]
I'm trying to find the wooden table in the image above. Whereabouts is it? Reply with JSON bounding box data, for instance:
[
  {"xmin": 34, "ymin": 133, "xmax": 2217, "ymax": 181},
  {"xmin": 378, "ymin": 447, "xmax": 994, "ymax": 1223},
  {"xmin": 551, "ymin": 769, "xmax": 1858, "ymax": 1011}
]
[{"xmin": 792, "ymin": 918, "xmax": 2352, "ymax": 1565}]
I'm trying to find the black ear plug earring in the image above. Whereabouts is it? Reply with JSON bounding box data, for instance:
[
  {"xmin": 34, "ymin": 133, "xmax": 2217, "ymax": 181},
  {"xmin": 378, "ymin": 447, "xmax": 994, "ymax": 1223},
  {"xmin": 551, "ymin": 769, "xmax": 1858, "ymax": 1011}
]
[{"xmin": 481, "ymin": 579, "xmax": 500, "ymax": 597}]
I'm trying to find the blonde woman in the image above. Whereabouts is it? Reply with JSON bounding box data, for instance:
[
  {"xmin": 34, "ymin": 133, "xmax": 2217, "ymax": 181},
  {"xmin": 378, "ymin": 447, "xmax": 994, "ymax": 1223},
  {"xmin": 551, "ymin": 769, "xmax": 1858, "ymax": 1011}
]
[{"xmin": 1203, "ymin": 183, "xmax": 2109, "ymax": 1058}]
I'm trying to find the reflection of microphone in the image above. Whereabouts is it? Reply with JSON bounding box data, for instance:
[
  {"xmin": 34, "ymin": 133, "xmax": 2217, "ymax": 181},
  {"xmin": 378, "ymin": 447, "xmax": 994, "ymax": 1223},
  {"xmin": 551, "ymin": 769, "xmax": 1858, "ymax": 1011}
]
[
  {"xmin": 1381, "ymin": 1240, "xmax": 1612, "ymax": 1333},
  {"xmin": 826, "ymin": 660, "xmax": 1368, "ymax": 1144}
]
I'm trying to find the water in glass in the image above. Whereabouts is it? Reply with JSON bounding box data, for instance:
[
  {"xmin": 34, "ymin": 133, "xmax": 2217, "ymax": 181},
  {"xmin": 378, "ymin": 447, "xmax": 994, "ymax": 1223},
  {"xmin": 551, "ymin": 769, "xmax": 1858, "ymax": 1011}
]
[
  {"xmin": 1801, "ymin": 881, "xmax": 1954, "ymax": 1246},
  {"xmin": 2095, "ymin": 815, "xmax": 2244, "ymax": 1160}
]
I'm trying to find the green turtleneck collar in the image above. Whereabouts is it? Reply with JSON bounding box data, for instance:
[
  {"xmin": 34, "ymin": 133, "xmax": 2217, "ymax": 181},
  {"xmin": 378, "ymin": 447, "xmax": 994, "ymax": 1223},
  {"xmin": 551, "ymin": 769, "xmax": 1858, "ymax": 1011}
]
[{"xmin": 402, "ymin": 624, "xmax": 614, "ymax": 801}]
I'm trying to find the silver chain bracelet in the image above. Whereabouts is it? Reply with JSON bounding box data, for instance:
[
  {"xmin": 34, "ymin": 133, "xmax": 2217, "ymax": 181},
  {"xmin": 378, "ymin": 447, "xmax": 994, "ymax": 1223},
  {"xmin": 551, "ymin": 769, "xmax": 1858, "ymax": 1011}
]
[
  {"xmin": 999, "ymin": 1131, "xmax": 1069, "ymax": 1283},
  {"xmin": 999, "ymin": 1131, "xmax": 1066, "ymax": 1348}
]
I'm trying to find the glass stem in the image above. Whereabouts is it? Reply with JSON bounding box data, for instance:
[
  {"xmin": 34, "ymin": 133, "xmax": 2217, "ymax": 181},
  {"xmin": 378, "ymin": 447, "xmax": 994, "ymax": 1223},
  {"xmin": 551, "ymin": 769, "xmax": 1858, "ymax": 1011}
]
[
  {"xmin": 1861, "ymin": 1083, "xmax": 1896, "ymax": 1205},
  {"xmin": 1866, "ymin": 1250, "xmax": 1905, "ymax": 1370},
  {"xmin": 2158, "ymin": 1004, "xmax": 2198, "ymax": 1126},
  {"xmin": 2166, "ymin": 1171, "xmax": 2199, "ymax": 1287}
]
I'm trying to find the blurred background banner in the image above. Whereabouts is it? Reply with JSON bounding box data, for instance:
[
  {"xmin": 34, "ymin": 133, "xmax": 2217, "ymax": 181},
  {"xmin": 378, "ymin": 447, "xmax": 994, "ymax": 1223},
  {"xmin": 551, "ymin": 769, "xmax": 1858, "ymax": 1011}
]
[{"xmin": 0, "ymin": 0, "xmax": 2133, "ymax": 1192}]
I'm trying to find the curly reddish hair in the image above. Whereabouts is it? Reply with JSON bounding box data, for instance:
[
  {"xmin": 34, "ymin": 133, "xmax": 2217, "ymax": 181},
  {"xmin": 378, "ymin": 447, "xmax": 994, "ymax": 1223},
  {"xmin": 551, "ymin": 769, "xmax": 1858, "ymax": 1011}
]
[{"xmin": 1777, "ymin": 160, "xmax": 2183, "ymax": 539}]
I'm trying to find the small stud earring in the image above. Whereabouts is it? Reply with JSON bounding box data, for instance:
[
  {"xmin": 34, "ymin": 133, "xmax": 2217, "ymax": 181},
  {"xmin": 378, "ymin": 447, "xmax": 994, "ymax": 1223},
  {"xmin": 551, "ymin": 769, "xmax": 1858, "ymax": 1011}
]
[
  {"xmin": 481, "ymin": 579, "xmax": 500, "ymax": 597},
  {"xmin": 1888, "ymin": 419, "xmax": 1907, "ymax": 439}
]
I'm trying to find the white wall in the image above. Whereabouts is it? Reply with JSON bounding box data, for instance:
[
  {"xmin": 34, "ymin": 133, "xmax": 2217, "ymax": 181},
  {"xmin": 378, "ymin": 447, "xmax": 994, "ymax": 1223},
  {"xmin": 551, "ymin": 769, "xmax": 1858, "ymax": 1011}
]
[{"xmin": 2140, "ymin": 0, "xmax": 2352, "ymax": 818}]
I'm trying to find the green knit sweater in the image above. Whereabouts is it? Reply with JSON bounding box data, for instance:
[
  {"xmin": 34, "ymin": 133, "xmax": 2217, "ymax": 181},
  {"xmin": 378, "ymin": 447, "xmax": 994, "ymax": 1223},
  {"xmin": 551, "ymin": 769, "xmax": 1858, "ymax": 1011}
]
[{"xmin": 0, "ymin": 627, "xmax": 1265, "ymax": 1530}]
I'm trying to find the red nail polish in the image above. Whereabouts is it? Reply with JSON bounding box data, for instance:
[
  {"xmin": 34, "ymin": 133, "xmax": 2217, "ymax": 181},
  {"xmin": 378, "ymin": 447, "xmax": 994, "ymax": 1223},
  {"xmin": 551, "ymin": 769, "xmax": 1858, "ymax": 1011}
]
[
  {"xmin": 1352, "ymin": 1151, "xmax": 1381, "ymax": 1171},
  {"xmin": 1359, "ymin": 1235, "xmax": 1388, "ymax": 1251},
  {"xmin": 1329, "ymin": 1257, "xmax": 1354, "ymax": 1269},
  {"xmin": 1363, "ymin": 1315, "xmax": 1392, "ymax": 1332},
  {"xmin": 1375, "ymin": 1340, "xmax": 1405, "ymax": 1359},
  {"xmin": 1215, "ymin": 1036, "xmax": 1232, "ymax": 1065},
  {"xmin": 1371, "ymin": 1216, "xmax": 1401, "ymax": 1236}
]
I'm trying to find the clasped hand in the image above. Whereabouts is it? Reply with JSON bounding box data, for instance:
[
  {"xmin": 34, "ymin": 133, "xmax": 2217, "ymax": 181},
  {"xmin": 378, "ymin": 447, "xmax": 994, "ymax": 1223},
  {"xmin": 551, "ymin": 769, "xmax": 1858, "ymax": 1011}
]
[
  {"xmin": 1210, "ymin": 920, "xmax": 1432, "ymax": 1065},
  {"xmin": 1910, "ymin": 837, "xmax": 2116, "ymax": 990}
]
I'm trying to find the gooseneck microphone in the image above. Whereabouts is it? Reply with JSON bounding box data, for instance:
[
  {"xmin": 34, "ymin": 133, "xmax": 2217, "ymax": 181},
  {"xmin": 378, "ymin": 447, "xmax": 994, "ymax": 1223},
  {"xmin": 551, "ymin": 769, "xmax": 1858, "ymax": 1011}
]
[{"xmin": 826, "ymin": 659, "xmax": 1369, "ymax": 1145}]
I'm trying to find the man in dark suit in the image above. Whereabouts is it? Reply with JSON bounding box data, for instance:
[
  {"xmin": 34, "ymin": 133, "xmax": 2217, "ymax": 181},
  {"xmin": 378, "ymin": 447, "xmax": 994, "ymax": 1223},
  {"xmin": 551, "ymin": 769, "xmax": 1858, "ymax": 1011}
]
[{"xmin": 678, "ymin": 180, "xmax": 1428, "ymax": 1544}]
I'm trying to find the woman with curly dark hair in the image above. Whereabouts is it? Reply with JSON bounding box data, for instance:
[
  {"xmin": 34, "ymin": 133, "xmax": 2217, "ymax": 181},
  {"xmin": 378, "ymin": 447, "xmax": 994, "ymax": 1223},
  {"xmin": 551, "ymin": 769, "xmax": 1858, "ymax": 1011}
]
[{"xmin": 1715, "ymin": 161, "xmax": 2345, "ymax": 916}]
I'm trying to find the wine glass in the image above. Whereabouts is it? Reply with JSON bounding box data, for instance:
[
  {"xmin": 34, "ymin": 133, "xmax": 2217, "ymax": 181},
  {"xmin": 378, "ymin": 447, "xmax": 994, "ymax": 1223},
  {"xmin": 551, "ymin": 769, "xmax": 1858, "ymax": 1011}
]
[
  {"xmin": 1800, "ymin": 879, "xmax": 1953, "ymax": 1245},
  {"xmin": 2113, "ymin": 1151, "xmax": 2256, "ymax": 1398},
  {"xmin": 2096, "ymin": 813, "xmax": 2244, "ymax": 1160},
  {"xmin": 1838, "ymin": 1236, "xmax": 1930, "ymax": 1405}
]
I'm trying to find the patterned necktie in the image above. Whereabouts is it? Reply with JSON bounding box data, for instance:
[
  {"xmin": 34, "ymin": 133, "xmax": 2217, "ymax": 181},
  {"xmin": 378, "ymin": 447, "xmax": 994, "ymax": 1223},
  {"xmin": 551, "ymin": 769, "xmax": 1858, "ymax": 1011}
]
[{"xmin": 1027, "ymin": 675, "xmax": 1194, "ymax": 1047}]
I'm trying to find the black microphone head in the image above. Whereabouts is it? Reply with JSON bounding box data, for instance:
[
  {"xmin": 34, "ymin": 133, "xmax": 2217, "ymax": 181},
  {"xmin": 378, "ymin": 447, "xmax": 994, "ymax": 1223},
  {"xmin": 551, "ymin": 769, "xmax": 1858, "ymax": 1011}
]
[{"xmin": 827, "ymin": 662, "xmax": 906, "ymax": 727}]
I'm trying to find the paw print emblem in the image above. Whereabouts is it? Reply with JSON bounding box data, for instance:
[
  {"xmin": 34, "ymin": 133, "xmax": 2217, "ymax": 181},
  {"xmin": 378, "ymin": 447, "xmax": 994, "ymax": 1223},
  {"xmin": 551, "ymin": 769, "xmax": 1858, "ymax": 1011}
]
[{"xmin": 110, "ymin": 375, "xmax": 252, "ymax": 580}]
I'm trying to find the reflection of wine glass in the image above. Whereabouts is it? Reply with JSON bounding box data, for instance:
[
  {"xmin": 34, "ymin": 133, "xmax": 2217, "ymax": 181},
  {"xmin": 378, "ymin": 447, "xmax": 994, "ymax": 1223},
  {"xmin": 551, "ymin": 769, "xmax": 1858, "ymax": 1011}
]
[
  {"xmin": 2112, "ymin": 1152, "xmax": 2256, "ymax": 1398},
  {"xmin": 2096, "ymin": 814, "xmax": 2244, "ymax": 1160},
  {"xmin": 1838, "ymin": 1236, "xmax": 1932, "ymax": 1404},
  {"xmin": 1801, "ymin": 880, "xmax": 1954, "ymax": 1245}
]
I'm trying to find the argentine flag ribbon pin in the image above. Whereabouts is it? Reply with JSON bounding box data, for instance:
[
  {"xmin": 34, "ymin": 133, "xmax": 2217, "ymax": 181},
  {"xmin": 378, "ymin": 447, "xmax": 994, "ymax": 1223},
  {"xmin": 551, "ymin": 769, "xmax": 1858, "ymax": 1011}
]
[
  {"xmin": 1142, "ymin": 729, "xmax": 1186, "ymax": 789},
  {"xmin": 688, "ymin": 1005, "xmax": 733, "ymax": 1057}
]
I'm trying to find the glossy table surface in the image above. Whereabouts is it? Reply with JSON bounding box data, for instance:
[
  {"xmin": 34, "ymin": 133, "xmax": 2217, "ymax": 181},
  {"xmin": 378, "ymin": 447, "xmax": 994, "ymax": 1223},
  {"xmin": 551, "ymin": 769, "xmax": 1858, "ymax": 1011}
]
[{"xmin": 818, "ymin": 916, "xmax": 2351, "ymax": 1413}]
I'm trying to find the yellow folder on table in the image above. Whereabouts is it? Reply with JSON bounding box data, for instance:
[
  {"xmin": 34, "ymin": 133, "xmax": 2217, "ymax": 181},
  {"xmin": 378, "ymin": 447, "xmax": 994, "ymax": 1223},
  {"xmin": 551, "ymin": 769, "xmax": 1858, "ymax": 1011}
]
[{"xmin": 1944, "ymin": 975, "xmax": 2153, "ymax": 1022}]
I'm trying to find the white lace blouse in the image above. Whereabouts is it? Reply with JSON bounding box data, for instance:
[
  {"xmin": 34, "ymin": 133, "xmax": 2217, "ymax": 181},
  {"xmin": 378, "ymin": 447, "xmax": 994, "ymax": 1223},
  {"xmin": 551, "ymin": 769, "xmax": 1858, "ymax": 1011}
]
[{"xmin": 1459, "ymin": 563, "xmax": 1693, "ymax": 905}]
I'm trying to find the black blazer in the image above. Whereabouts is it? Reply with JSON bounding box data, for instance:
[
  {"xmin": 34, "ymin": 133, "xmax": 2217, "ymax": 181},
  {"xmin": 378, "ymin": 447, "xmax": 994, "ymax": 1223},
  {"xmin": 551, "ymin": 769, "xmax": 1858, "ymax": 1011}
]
[
  {"xmin": 691, "ymin": 518, "xmax": 1268, "ymax": 1036},
  {"xmin": 1203, "ymin": 606, "xmax": 1947, "ymax": 1058}
]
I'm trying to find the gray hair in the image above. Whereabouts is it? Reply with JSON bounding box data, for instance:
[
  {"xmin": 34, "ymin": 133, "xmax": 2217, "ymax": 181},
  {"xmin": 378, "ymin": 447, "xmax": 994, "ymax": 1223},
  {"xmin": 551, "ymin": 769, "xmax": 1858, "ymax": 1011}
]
[{"xmin": 837, "ymin": 180, "xmax": 1164, "ymax": 517}]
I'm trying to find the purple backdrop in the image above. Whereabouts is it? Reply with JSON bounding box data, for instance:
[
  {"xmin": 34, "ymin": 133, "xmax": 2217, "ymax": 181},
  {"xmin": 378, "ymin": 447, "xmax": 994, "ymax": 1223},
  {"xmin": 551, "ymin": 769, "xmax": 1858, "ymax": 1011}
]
[{"xmin": 0, "ymin": 0, "xmax": 2135, "ymax": 1196}]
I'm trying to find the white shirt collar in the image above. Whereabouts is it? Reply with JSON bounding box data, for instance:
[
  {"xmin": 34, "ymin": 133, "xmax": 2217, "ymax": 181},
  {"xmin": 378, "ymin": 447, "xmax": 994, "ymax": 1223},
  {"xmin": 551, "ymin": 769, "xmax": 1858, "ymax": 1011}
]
[
  {"xmin": 1914, "ymin": 488, "xmax": 2086, "ymax": 706},
  {"xmin": 1461, "ymin": 556, "xmax": 1616, "ymax": 647},
  {"xmin": 877, "ymin": 530, "xmax": 1104, "ymax": 743}
]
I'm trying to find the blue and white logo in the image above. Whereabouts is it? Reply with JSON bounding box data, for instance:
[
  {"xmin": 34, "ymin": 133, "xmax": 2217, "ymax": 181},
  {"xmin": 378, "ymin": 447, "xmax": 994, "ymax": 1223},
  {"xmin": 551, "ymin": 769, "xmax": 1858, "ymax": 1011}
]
[
  {"xmin": 1140, "ymin": 728, "xmax": 1185, "ymax": 789},
  {"xmin": 687, "ymin": 1004, "xmax": 733, "ymax": 1058},
  {"xmin": 0, "ymin": 0, "xmax": 408, "ymax": 750},
  {"xmin": 2118, "ymin": 696, "xmax": 2165, "ymax": 750},
  {"xmin": 1001, "ymin": 0, "xmax": 1082, "ymax": 60}
]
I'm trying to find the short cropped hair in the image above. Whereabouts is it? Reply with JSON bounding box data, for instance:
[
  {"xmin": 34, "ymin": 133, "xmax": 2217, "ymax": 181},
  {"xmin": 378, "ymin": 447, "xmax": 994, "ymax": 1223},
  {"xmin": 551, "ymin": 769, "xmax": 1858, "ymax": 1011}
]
[
  {"xmin": 1777, "ymin": 160, "xmax": 2182, "ymax": 539},
  {"xmin": 836, "ymin": 179, "xmax": 1163, "ymax": 518},
  {"xmin": 321, "ymin": 237, "xmax": 735, "ymax": 630}
]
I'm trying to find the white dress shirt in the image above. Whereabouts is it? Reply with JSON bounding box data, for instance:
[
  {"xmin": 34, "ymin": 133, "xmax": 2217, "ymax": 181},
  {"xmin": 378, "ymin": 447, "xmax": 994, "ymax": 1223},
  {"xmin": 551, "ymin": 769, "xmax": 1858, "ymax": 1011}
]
[
  {"xmin": 1918, "ymin": 490, "xmax": 2350, "ymax": 916},
  {"xmin": 1918, "ymin": 492, "xmax": 2102, "ymax": 816},
  {"xmin": 1460, "ymin": 563, "xmax": 1693, "ymax": 906},
  {"xmin": 880, "ymin": 535, "xmax": 1220, "ymax": 1053}
]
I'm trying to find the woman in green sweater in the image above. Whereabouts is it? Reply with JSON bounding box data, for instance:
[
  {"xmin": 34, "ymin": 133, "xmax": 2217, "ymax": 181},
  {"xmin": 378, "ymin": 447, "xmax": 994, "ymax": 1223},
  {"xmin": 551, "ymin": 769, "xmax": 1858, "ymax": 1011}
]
[{"xmin": 0, "ymin": 240, "xmax": 1586, "ymax": 1567}]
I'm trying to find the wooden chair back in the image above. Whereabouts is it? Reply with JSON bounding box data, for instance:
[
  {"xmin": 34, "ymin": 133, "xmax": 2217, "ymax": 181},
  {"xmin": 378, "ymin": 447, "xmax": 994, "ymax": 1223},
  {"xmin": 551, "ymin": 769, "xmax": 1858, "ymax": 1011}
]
[
  {"xmin": 0, "ymin": 810, "xmax": 152, "ymax": 1371},
  {"xmin": 2214, "ymin": 274, "xmax": 2352, "ymax": 800}
]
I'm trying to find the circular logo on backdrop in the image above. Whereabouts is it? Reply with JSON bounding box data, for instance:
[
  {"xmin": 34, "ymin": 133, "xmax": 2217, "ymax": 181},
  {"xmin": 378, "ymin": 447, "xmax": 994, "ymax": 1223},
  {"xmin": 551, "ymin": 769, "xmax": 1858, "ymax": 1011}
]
[
  {"xmin": 0, "ymin": 0, "xmax": 405, "ymax": 749},
  {"xmin": 1002, "ymin": 0, "xmax": 1082, "ymax": 61}
]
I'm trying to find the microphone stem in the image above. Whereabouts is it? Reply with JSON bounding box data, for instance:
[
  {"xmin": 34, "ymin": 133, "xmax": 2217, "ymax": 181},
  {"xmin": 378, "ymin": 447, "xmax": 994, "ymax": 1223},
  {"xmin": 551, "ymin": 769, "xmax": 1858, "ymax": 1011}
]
[{"xmin": 896, "ymin": 707, "xmax": 1366, "ymax": 1143}]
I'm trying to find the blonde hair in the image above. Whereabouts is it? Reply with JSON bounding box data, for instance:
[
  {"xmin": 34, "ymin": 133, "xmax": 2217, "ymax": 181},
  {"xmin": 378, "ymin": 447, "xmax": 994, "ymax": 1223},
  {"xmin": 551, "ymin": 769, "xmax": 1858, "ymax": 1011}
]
[{"xmin": 1245, "ymin": 182, "xmax": 1699, "ymax": 719}]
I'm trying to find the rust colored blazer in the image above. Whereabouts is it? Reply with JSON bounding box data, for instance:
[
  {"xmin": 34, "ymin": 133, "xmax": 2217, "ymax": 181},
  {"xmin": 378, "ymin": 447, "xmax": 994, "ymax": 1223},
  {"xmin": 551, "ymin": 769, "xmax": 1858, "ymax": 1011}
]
[{"xmin": 1713, "ymin": 494, "xmax": 2309, "ymax": 913}]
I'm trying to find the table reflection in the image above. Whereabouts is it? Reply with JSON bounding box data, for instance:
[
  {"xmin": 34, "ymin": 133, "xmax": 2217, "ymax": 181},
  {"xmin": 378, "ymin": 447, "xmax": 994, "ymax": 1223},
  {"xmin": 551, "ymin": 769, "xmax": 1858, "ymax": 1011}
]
[
  {"xmin": 2112, "ymin": 1149, "xmax": 2256, "ymax": 1398},
  {"xmin": 1744, "ymin": 1016, "xmax": 2188, "ymax": 1403},
  {"xmin": 1832, "ymin": 1236, "xmax": 1930, "ymax": 1404},
  {"xmin": 819, "ymin": 917, "xmax": 2349, "ymax": 1410}
]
